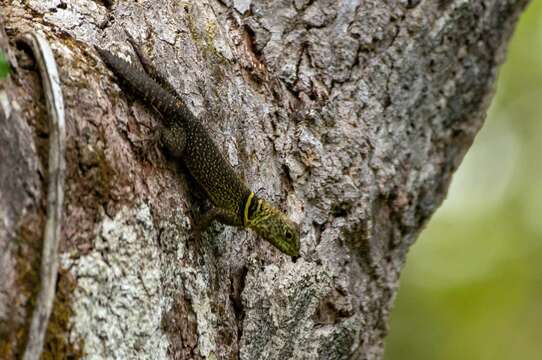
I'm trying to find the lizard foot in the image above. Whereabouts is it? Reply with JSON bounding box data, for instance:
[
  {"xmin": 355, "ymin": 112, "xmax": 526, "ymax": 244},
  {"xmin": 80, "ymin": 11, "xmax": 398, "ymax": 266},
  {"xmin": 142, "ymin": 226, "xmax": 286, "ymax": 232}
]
[{"xmin": 124, "ymin": 31, "xmax": 179, "ymax": 97}]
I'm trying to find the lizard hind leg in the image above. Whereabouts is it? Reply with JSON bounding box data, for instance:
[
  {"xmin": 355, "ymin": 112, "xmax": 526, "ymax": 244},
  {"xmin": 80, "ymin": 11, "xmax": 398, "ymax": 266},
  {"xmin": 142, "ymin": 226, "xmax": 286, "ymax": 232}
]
[
  {"xmin": 125, "ymin": 32, "xmax": 179, "ymax": 97},
  {"xmin": 160, "ymin": 123, "xmax": 186, "ymax": 158}
]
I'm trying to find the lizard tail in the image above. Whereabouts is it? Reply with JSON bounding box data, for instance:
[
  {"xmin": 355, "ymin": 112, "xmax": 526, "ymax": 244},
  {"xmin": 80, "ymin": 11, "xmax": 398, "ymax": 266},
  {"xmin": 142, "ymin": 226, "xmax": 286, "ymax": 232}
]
[{"xmin": 96, "ymin": 47, "xmax": 193, "ymax": 124}]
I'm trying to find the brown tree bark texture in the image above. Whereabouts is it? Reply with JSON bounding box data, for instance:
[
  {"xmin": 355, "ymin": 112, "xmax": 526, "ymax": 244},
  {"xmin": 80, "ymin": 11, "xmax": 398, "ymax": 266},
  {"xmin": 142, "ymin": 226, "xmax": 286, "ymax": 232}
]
[{"xmin": 0, "ymin": 0, "xmax": 529, "ymax": 359}]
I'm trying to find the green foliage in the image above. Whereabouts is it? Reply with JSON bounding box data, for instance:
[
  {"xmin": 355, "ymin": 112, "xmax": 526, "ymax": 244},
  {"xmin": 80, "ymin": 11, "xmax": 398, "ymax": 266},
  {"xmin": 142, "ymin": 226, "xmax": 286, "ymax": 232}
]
[
  {"xmin": 386, "ymin": 3, "xmax": 542, "ymax": 360},
  {"xmin": 0, "ymin": 51, "xmax": 10, "ymax": 78}
]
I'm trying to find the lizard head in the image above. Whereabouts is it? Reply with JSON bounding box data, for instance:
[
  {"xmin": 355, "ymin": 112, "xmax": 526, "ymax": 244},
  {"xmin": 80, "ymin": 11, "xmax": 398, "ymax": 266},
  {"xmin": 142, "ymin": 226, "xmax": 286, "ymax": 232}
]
[{"xmin": 245, "ymin": 196, "xmax": 300, "ymax": 257}]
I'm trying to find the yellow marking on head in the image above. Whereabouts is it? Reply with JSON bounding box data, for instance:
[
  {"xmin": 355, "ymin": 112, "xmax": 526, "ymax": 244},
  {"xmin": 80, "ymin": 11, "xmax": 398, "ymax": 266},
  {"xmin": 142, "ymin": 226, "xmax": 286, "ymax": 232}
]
[{"xmin": 244, "ymin": 191, "xmax": 255, "ymax": 226}]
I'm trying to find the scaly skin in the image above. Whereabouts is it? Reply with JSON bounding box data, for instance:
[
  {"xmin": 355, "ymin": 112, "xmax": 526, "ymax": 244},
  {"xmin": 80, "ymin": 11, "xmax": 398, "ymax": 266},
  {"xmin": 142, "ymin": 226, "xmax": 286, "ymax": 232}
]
[{"xmin": 97, "ymin": 48, "xmax": 300, "ymax": 257}]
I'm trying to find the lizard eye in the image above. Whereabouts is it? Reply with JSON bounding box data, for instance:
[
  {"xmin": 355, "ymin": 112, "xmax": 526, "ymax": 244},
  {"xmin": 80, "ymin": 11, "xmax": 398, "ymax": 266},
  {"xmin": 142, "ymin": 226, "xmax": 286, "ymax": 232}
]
[{"xmin": 285, "ymin": 230, "xmax": 293, "ymax": 240}]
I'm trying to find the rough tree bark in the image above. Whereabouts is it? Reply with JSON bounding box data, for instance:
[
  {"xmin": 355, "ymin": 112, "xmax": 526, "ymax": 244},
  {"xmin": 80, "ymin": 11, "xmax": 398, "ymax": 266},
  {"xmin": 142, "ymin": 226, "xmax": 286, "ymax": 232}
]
[{"xmin": 0, "ymin": 0, "xmax": 529, "ymax": 359}]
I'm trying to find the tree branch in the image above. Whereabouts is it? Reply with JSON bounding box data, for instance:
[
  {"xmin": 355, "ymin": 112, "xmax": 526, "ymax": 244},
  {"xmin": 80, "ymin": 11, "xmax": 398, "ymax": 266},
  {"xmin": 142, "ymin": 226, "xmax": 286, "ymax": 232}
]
[{"xmin": 18, "ymin": 30, "xmax": 66, "ymax": 360}]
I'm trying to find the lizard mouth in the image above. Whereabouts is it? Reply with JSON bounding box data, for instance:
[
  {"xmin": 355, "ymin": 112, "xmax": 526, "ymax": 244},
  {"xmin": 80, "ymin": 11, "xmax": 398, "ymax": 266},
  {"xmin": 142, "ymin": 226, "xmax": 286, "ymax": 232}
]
[
  {"xmin": 264, "ymin": 236, "xmax": 299, "ymax": 257},
  {"xmin": 281, "ymin": 240, "xmax": 300, "ymax": 257}
]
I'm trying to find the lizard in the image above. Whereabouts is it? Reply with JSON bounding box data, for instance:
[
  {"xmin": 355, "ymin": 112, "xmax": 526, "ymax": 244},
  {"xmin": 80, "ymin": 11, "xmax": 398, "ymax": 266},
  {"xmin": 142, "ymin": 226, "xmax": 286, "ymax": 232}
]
[{"xmin": 96, "ymin": 46, "xmax": 301, "ymax": 257}]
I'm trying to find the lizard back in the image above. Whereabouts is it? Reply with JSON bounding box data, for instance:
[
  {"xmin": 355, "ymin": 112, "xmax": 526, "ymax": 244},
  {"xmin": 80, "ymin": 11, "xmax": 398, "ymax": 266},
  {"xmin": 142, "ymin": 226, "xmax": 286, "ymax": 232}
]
[{"xmin": 98, "ymin": 48, "xmax": 251, "ymax": 216}]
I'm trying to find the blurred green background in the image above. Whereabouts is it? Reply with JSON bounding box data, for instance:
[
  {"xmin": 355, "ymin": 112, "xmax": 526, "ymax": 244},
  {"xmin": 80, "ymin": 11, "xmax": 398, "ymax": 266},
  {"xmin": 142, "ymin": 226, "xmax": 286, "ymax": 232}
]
[{"xmin": 385, "ymin": 2, "xmax": 542, "ymax": 360}]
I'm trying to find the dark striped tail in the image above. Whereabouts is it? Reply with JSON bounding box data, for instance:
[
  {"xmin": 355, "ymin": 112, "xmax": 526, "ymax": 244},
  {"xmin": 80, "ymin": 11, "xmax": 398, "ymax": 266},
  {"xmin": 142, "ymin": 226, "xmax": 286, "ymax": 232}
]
[{"xmin": 96, "ymin": 47, "xmax": 185, "ymax": 121}]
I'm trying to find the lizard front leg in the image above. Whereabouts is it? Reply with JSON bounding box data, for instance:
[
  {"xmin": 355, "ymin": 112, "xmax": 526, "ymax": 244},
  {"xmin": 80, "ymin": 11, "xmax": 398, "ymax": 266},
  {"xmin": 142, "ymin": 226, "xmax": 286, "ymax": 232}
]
[{"xmin": 194, "ymin": 207, "xmax": 243, "ymax": 235}]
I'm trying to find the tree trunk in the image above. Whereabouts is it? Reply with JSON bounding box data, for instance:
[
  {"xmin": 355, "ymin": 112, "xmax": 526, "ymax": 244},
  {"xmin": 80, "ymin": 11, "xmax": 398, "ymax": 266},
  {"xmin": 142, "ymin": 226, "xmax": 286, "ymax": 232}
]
[{"xmin": 0, "ymin": 0, "xmax": 529, "ymax": 359}]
